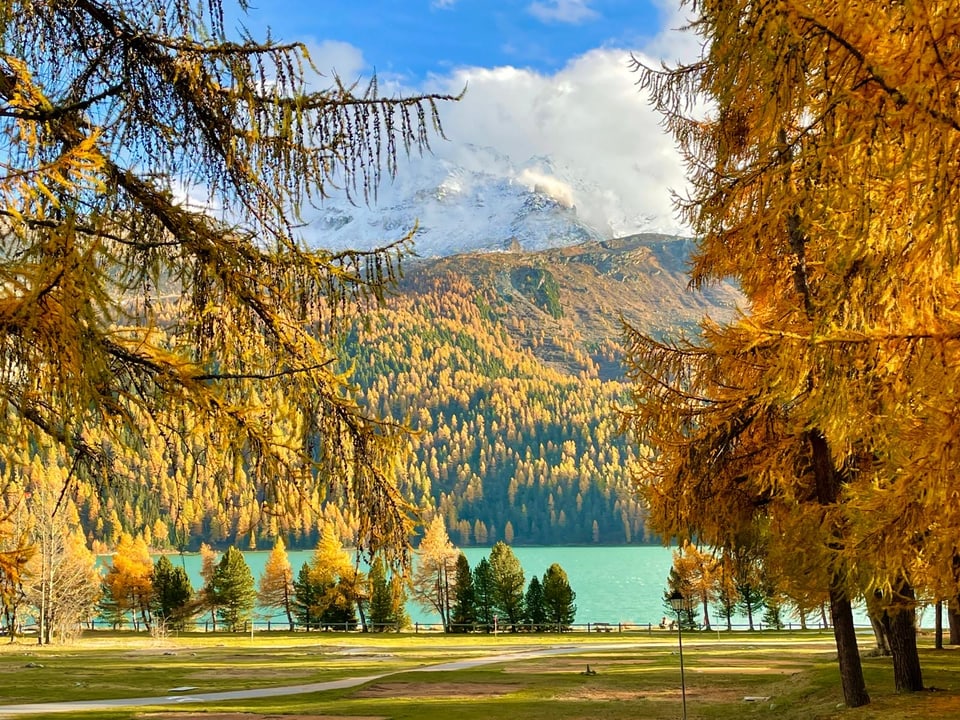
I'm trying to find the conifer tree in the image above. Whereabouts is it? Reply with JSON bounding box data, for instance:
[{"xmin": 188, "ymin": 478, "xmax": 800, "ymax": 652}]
[
  {"xmin": 0, "ymin": 0, "xmax": 457, "ymax": 559},
  {"xmin": 100, "ymin": 533, "xmax": 153, "ymax": 631},
  {"xmin": 473, "ymin": 557, "xmax": 495, "ymax": 630},
  {"xmin": 541, "ymin": 563, "xmax": 575, "ymax": 630},
  {"xmin": 258, "ymin": 538, "xmax": 295, "ymax": 631},
  {"xmin": 622, "ymin": 0, "xmax": 960, "ymax": 704},
  {"xmin": 151, "ymin": 555, "xmax": 194, "ymax": 631},
  {"xmin": 450, "ymin": 553, "xmax": 476, "ymax": 633},
  {"xmin": 524, "ymin": 576, "xmax": 545, "ymax": 632},
  {"xmin": 198, "ymin": 543, "xmax": 220, "ymax": 632},
  {"xmin": 412, "ymin": 515, "xmax": 459, "ymax": 630},
  {"xmin": 367, "ymin": 556, "xmax": 393, "ymax": 632},
  {"xmin": 489, "ymin": 541, "xmax": 525, "ymax": 632},
  {"xmin": 212, "ymin": 546, "xmax": 255, "ymax": 632}
]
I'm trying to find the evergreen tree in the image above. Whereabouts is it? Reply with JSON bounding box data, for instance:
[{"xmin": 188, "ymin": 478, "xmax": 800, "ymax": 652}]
[
  {"xmin": 489, "ymin": 541, "xmax": 525, "ymax": 631},
  {"xmin": 541, "ymin": 563, "xmax": 576, "ymax": 629},
  {"xmin": 368, "ymin": 556, "xmax": 393, "ymax": 632},
  {"xmin": 150, "ymin": 555, "xmax": 194, "ymax": 631},
  {"xmin": 292, "ymin": 562, "xmax": 321, "ymax": 630},
  {"xmin": 524, "ymin": 576, "xmax": 546, "ymax": 632},
  {"xmin": 257, "ymin": 538, "xmax": 295, "ymax": 631},
  {"xmin": 473, "ymin": 557, "xmax": 495, "ymax": 630},
  {"xmin": 212, "ymin": 547, "xmax": 256, "ymax": 632},
  {"xmin": 450, "ymin": 553, "xmax": 476, "ymax": 633}
]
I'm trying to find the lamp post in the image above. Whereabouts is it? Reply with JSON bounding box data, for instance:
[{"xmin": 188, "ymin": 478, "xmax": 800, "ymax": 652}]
[{"xmin": 669, "ymin": 590, "xmax": 690, "ymax": 720}]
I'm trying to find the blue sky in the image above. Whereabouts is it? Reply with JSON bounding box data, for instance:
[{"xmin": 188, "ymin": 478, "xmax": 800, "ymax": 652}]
[
  {"xmin": 231, "ymin": 1, "xmax": 699, "ymax": 237},
  {"xmin": 238, "ymin": 1, "xmax": 671, "ymax": 80}
]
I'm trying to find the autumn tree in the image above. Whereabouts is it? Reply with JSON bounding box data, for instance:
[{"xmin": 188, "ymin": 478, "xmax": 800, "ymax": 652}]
[
  {"xmin": 489, "ymin": 541, "xmax": 525, "ymax": 632},
  {"xmin": 293, "ymin": 530, "xmax": 360, "ymax": 630},
  {"xmin": 411, "ymin": 515, "xmax": 459, "ymax": 630},
  {"xmin": 197, "ymin": 543, "xmax": 220, "ymax": 631},
  {"xmin": 258, "ymin": 538, "xmax": 295, "ymax": 631},
  {"xmin": 670, "ymin": 541, "xmax": 719, "ymax": 631},
  {"xmin": 625, "ymin": 0, "xmax": 960, "ymax": 704},
  {"xmin": 100, "ymin": 533, "xmax": 153, "ymax": 632},
  {"xmin": 0, "ymin": 0, "xmax": 457, "ymax": 561},
  {"xmin": 212, "ymin": 546, "xmax": 256, "ymax": 632}
]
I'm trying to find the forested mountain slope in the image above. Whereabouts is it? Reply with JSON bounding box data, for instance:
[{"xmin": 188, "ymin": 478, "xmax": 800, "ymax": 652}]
[
  {"xmin": 64, "ymin": 234, "xmax": 738, "ymax": 550},
  {"xmin": 342, "ymin": 234, "xmax": 741, "ymax": 546}
]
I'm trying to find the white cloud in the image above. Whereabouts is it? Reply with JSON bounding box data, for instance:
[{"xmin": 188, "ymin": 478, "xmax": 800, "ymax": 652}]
[
  {"xmin": 420, "ymin": 43, "xmax": 691, "ymax": 235},
  {"xmin": 527, "ymin": 0, "xmax": 598, "ymax": 24},
  {"xmin": 517, "ymin": 169, "xmax": 576, "ymax": 208},
  {"xmin": 432, "ymin": 0, "xmax": 458, "ymax": 7},
  {"xmin": 303, "ymin": 40, "xmax": 367, "ymax": 82}
]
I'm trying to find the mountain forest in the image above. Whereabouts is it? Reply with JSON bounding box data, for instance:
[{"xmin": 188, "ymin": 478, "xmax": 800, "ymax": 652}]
[{"xmin": 2, "ymin": 235, "xmax": 740, "ymax": 552}]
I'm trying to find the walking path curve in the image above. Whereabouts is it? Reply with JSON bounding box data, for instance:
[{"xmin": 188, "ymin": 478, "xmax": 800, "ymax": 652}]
[{"xmin": 0, "ymin": 636, "xmax": 840, "ymax": 717}]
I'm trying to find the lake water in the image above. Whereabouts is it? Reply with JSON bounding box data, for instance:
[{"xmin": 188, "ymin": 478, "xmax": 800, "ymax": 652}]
[{"xmin": 157, "ymin": 545, "xmax": 824, "ymax": 628}]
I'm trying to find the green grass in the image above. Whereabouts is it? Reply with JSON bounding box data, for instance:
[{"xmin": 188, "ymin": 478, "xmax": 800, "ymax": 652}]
[{"xmin": 2, "ymin": 630, "xmax": 959, "ymax": 720}]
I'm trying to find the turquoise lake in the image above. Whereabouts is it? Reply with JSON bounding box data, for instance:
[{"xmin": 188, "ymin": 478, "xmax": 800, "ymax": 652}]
[{"xmin": 155, "ymin": 545, "xmax": 854, "ymax": 629}]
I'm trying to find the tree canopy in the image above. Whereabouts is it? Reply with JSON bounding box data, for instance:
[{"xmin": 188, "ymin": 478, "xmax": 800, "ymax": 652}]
[
  {"xmin": 0, "ymin": 0, "xmax": 456, "ymax": 555},
  {"xmin": 624, "ymin": 0, "xmax": 960, "ymax": 706}
]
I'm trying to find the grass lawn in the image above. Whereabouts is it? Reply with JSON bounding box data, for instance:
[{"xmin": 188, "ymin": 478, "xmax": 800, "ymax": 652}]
[{"xmin": 1, "ymin": 629, "xmax": 959, "ymax": 719}]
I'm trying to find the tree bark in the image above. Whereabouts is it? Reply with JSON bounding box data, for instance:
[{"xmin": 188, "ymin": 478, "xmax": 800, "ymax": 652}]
[
  {"xmin": 879, "ymin": 581, "xmax": 923, "ymax": 692},
  {"xmin": 935, "ymin": 600, "xmax": 943, "ymax": 650},
  {"xmin": 948, "ymin": 600, "xmax": 960, "ymax": 645},
  {"xmin": 809, "ymin": 430, "xmax": 870, "ymax": 708},
  {"xmin": 830, "ymin": 587, "xmax": 871, "ymax": 707}
]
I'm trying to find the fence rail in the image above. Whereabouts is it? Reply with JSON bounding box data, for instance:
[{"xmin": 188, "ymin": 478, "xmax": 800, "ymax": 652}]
[{"xmin": 72, "ymin": 618, "xmax": 846, "ymax": 635}]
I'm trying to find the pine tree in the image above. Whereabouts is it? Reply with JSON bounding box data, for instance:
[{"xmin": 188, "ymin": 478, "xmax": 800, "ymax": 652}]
[
  {"xmin": 450, "ymin": 553, "xmax": 476, "ymax": 633},
  {"xmin": 524, "ymin": 576, "xmax": 545, "ymax": 632},
  {"xmin": 258, "ymin": 538, "xmax": 295, "ymax": 631},
  {"xmin": 367, "ymin": 556, "xmax": 393, "ymax": 632},
  {"xmin": 292, "ymin": 562, "xmax": 321, "ymax": 630},
  {"xmin": 212, "ymin": 547, "xmax": 256, "ymax": 632},
  {"xmin": 473, "ymin": 557, "xmax": 495, "ymax": 630},
  {"xmin": 541, "ymin": 564, "xmax": 576, "ymax": 630},
  {"xmin": 489, "ymin": 541, "xmax": 525, "ymax": 632},
  {"xmin": 151, "ymin": 555, "xmax": 194, "ymax": 631}
]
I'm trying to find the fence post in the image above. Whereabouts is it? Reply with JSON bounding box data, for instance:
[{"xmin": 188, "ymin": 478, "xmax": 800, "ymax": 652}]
[{"xmin": 415, "ymin": 622, "xmax": 419, "ymax": 634}]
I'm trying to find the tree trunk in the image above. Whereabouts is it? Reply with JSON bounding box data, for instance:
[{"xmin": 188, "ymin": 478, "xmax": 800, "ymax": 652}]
[
  {"xmin": 880, "ymin": 582, "xmax": 923, "ymax": 692},
  {"xmin": 948, "ymin": 599, "xmax": 960, "ymax": 645},
  {"xmin": 701, "ymin": 597, "xmax": 711, "ymax": 631},
  {"xmin": 830, "ymin": 587, "xmax": 871, "ymax": 707},
  {"xmin": 935, "ymin": 601, "xmax": 943, "ymax": 650},
  {"xmin": 870, "ymin": 614, "xmax": 891, "ymax": 656},
  {"xmin": 808, "ymin": 430, "xmax": 870, "ymax": 708}
]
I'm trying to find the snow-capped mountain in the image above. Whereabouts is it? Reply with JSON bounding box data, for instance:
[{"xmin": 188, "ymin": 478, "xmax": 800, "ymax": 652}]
[{"xmin": 305, "ymin": 144, "xmax": 675, "ymax": 257}]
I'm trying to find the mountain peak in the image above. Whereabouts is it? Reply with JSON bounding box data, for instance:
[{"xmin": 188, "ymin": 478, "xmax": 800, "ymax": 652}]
[{"xmin": 308, "ymin": 145, "xmax": 674, "ymax": 257}]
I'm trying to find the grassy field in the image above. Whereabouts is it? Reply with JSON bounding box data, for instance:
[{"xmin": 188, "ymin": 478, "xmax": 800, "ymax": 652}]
[{"xmin": 1, "ymin": 629, "xmax": 959, "ymax": 719}]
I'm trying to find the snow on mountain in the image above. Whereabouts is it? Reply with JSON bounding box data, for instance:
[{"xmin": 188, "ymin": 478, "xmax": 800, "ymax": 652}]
[{"xmin": 303, "ymin": 144, "xmax": 676, "ymax": 257}]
